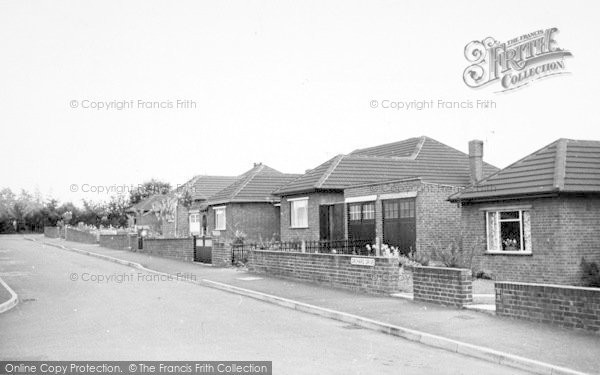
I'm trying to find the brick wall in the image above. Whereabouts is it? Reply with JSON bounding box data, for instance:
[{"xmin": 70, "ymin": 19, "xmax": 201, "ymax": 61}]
[
  {"xmin": 141, "ymin": 238, "xmax": 194, "ymax": 261},
  {"xmin": 461, "ymin": 195, "xmax": 600, "ymax": 285},
  {"xmin": 496, "ymin": 282, "xmax": 600, "ymax": 333},
  {"xmin": 280, "ymin": 192, "xmax": 344, "ymax": 242},
  {"xmin": 99, "ymin": 234, "xmax": 138, "ymax": 251},
  {"xmin": 44, "ymin": 226, "xmax": 60, "ymax": 238},
  {"xmin": 162, "ymin": 204, "xmax": 190, "ymax": 237},
  {"xmin": 212, "ymin": 241, "xmax": 231, "ymax": 267},
  {"xmin": 65, "ymin": 227, "xmax": 98, "ymax": 244},
  {"xmin": 415, "ymin": 183, "xmax": 462, "ymax": 260},
  {"xmin": 248, "ymin": 250, "xmax": 400, "ymax": 294},
  {"xmin": 207, "ymin": 203, "xmax": 281, "ymax": 244},
  {"xmin": 412, "ymin": 266, "xmax": 473, "ymax": 307}
]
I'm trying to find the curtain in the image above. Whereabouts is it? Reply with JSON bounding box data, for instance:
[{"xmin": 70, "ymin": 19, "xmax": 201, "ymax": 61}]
[{"xmin": 486, "ymin": 211, "xmax": 499, "ymax": 250}]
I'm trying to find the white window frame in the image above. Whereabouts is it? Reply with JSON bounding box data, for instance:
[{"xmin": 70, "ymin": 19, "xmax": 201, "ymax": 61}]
[
  {"xmin": 289, "ymin": 197, "xmax": 309, "ymax": 229},
  {"xmin": 213, "ymin": 206, "xmax": 226, "ymax": 231},
  {"xmin": 485, "ymin": 209, "xmax": 532, "ymax": 254}
]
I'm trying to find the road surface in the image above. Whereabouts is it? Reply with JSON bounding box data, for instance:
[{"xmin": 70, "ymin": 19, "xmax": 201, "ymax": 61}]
[{"xmin": 0, "ymin": 236, "xmax": 528, "ymax": 374}]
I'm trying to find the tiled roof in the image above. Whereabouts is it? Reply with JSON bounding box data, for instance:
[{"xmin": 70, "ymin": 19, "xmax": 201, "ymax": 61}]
[
  {"xmin": 176, "ymin": 175, "xmax": 238, "ymax": 201},
  {"xmin": 448, "ymin": 139, "xmax": 600, "ymax": 202},
  {"xmin": 275, "ymin": 136, "xmax": 499, "ymax": 195},
  {"xmin": 208, "ymin": 164, "xmax": 300, "ymax": 204},
  {"xmin": 129, "ymin": 194, "xmax": 168, "ymax": 212}
]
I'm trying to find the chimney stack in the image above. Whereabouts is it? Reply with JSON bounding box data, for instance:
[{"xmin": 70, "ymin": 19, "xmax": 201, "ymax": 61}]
[{"xmin": 468, "ymin": 140, "xmax": 484, "ymax": 185}]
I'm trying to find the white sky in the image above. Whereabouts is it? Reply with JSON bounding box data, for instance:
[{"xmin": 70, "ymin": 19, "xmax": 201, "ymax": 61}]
[{"xmin": 1, "ymin": 0, "xmax": 599, "ymax": 204}]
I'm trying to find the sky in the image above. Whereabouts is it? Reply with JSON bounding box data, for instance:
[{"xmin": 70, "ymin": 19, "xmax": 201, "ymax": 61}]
[{"xmin": 1, "ymin": 0, "xmax": 599, "ymax": 205}]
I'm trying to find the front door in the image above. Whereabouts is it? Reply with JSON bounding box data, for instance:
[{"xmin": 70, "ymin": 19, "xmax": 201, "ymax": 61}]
[
  {"xmin": 319, "ymin": 204, "xmax": 345, "ymax": 241},
  {"xmin": 382, "ymin": 198, "xmax": 416, "ymax": 255}
]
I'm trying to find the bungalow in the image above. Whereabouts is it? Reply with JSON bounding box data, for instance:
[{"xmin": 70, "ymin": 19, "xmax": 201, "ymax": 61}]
[
  {"xmin": 274, "ymin": 136, "xmax": 498, "ymax": 258},
  {"xmin": 161, "ymin": 175, "xmax": 238, "ymax": 237},
  {"xmin": 204, "ymin": 163, "xmax": 300, "ymax": 244},
  {"xmin": 448, "ymin": 138, "xmax": 600, "ymax": 285}
]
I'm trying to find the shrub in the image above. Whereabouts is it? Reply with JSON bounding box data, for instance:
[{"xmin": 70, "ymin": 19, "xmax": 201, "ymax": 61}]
[
  {"xmin": 426, "ymin": 232, "xmax": 482, "ymax": 269},
  {"xmin": 581, "ymin": 257, "xmax": 600, "ymax": 287}
]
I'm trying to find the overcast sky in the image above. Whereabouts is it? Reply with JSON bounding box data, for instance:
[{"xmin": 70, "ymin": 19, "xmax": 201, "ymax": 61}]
[{"xmin": 1, "ymin": 0, "xmax": 598, "ymax": 204}]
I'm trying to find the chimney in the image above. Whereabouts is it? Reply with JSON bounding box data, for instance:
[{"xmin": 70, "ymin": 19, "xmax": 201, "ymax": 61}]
[
  {"xmin": 468, "ymin": 140, "xmax": 484, "ymax": 184},
  {"xmin": 253, "ymin": 162, "xmax": 262, "ymax": 167}
]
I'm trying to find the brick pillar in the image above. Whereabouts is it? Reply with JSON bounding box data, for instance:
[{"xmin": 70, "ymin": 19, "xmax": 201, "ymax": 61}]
[{"xmin": 212, "ymin": 241, "xmax": 232, "ymax": 267}]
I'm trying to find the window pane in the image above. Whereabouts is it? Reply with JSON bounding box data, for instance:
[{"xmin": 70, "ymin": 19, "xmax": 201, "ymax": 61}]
[
  {"xmin": 215, "ymin": 208, "xmax": 226, "ymax": 230},
  {"xmin": 500, "ymin": 211, "xmax": 520, "ymax": 220},
  {"xmin": 363, "ymin": 203, "xmax": 375, "ymax": 220},
  {"xmin": 501, "ymin": 221, "xmax": 521, "ymax": 250},
  {"xmin": 399, "ymin": 200, "xmax": 414, "ymax": 218},
  {"xmin": 383, "ymin": 201, "xmax": 398, "ymax": 219},
  {"xmin": 349, "ymin": 204, "xmax": 361, "ymax": 221},
  {"xmin": 291, "ymin": 199, "xmax": 308, "ymax": 227}
]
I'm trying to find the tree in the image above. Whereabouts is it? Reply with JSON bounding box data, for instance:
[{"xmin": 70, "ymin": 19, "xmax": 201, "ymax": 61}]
[
  {"xmin": 129, "ymin": 179, "xmax": 171, "ymax": 206},
  {"xmin": 105, "ymin": 195, "xmax": 130, "ymax": 228}
]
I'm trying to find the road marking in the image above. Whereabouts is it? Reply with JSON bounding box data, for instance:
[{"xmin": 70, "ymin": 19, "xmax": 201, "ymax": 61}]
[{"xmin": 237, "ymin": 277, "xmax": 263, "ymax": 281}]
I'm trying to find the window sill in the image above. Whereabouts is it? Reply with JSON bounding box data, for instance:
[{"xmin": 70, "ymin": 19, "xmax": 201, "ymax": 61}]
[
  {"xmin": 214, "ymin": 228, "xmax": 225, "ymax": 231},
  {"xmin": 289, "ymin": 226, "xmax": 309, "ymax": 229},
  {"xmin": 485, "ymin": 251, "xmax": 532, "ymax": 256}
]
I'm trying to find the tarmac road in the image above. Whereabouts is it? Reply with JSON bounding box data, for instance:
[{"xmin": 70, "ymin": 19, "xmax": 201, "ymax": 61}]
[{"xmin": 0, "ymin": 235, "xmax": 529, "ymax": 374}]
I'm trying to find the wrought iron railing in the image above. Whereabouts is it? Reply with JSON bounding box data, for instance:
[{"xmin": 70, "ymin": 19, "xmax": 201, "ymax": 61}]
[{"xmin": 231, "ymin": 239, "xmax": 375, "ymax": 261}]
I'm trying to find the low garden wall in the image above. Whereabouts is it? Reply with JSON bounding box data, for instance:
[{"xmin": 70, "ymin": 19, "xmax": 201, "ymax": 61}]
[
  {"xmin": 247, "ymin": 250, "xmax": 400, "ymax": 295},
  {"xmin": 99, "ymin": 234, "xmax": 138, "ymax": 251},
  {"xmin": 43, "ymin": 226, "xmax": 60, "ymax": 238},
  {"xmin": 141, "ymin": 238, "xmax": 194, "ymax": 262},
  {"xmin": 412, "ymin": 266, "xmax": 473, "ymax": 307},
  {"xmin": 495, "ymin": 282, "xmax": 600, "ymax": 333},
  {"xmin": 65, "ymin": 227, "xmax": 98, "ymax": 244}
]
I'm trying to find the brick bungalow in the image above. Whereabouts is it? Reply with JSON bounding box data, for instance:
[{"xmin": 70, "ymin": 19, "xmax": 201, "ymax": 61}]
[
  {"xmin": 449, "ymin": 138, "xmax": 600, "ymax": 285},
  {"xmin": 275, "ymin": 136, "xmax": 498, "ymax": 258},
  {"xmin": 205, "ymin": 163, "xmax": 299, "ymax": 244},
  {"xmin": 161, "ymin": 175, "xmax": 237, "ymax": 237}
]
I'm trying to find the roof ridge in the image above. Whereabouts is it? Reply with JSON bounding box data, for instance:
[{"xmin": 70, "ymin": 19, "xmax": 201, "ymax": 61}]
[
  {"xmin": 230, "ymin": 164, "xmax": 264, "ymax": 199},
  {"xmin": 345, "ymin": 154, "xmax": 417, "ymax": 161},
  {"xmin": 553, "ymin": 139, "xmax": 568, "ymax": 190},
  {"xmin": 316, "ymin": 154, "xmax": 345, "ymax": 188},
  {"xmin": 409, "ymin": 136, "xmax": 427, "ymax": 159}
]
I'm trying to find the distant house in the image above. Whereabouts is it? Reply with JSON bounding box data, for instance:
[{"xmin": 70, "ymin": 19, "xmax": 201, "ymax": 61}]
[
  {"xmin": 449, "ymin": 139, "xmax": 600, "ymax": 285},
  {"xmin": 161, "ymin": 175, "xmax": 238, "ymax": 237},
  {"xmin": 127, "ymin": 194, "xmax": 168, "ymax": 232},
  {"xmin": 205, "ymin": 163, "xmax": 299, "ymax": 244},
  {"xmin": 274, "ymin": 136, "xmax": 498, "ymax": 257}
]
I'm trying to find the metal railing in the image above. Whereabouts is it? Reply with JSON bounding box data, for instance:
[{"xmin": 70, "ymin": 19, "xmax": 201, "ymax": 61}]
[{"xmin": 231, "ymin": 239, "xmax": 375, "ymax": 261}]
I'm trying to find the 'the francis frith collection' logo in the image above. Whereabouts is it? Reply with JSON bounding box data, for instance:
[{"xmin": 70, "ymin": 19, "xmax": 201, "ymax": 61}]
[{"xmin": 463, "ymin": 28, "xmax": 572, "ymax": 92}]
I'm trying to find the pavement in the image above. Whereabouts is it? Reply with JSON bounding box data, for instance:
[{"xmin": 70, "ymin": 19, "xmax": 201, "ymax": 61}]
[{"xmin": 21, "ymin": 235, "xmax": 600, "ymax": 374}]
